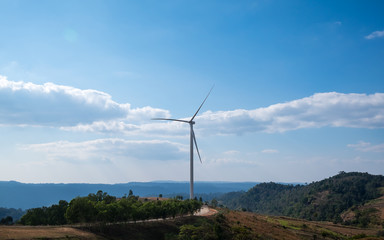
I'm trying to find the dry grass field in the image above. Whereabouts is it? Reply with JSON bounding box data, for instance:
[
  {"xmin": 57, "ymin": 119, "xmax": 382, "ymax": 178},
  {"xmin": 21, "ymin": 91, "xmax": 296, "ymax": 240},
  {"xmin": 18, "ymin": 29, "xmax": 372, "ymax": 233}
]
[
  {"xmin": 0, "ymin": 226, "xmax": 106, "ymax": 240},
  {"xmin": 224, "ymin": 210, "xmax": 384, "ymax": 239}
]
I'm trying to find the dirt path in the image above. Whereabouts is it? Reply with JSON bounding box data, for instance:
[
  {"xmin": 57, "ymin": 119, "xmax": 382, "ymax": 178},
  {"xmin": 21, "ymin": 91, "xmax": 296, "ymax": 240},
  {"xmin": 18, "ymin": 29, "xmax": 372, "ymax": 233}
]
[{"xmin": 195, "ymin": 205, "xmax": 218, "ymax": 216}]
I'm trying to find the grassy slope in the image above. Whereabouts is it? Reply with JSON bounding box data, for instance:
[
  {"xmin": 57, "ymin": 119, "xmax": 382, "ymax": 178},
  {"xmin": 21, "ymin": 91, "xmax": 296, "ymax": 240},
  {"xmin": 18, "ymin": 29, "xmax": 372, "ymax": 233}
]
[
  {"xmin": 224, "ymin": 210, "xmax": 384, "ymax": 239},
  {"xmin": 341, "ymin": 187, "xmax": 384, "ymax": 228}
]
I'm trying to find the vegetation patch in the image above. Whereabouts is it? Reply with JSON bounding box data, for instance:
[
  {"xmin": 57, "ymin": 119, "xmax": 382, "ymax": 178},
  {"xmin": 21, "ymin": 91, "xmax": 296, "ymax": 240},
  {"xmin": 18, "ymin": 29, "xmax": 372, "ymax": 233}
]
[
  {"xmin": 220, "ymin": 172, "xmax": 384, "ymax": 226},
  {"xmin": 19, "ymin": 190, "xmax": 202, "ymax": 226},
  {"xmin": 319, "ymin": 227, "xmax": 345, "ymax": 240},
  {"xmin": 277, "ymin": 219, "xmax": 302, "ymax": 230}
]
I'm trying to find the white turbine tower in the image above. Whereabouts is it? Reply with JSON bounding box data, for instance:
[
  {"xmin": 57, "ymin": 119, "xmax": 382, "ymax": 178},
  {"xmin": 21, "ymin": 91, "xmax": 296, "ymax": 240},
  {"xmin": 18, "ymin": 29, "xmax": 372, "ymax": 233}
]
[{"xmin": 153, "ymin": 86, "xmax": 213, "ymax": 200}]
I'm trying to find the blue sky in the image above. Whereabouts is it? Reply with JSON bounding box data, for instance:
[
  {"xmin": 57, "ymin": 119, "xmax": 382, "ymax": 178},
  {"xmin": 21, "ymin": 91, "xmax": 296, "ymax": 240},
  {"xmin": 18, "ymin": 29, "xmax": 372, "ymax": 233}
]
[{"xmin": 0, "ymin": 0, "xmax": 383, "ymax": 183}]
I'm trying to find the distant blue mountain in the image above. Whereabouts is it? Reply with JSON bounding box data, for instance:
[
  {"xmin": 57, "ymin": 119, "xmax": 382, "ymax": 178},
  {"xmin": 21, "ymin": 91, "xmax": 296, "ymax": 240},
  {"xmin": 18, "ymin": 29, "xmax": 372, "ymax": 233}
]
[{"xmin": 0, "ymin": 181, "xmax": 258, "ymax": 210}]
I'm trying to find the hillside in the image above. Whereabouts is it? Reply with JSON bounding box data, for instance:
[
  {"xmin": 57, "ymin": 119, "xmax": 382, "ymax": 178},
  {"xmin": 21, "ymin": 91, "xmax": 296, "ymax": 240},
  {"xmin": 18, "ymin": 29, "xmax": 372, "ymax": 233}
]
[
  {"xmin": 80, "ymin": 211, "xmax": 384, "ymax": 239},
  {"xmin": 2, "ymin": 210, "xmax": 384, "ymax": 240},
  {"xmin": 220, "ymin": 172, "xmax": 384, "ymax": 227}
]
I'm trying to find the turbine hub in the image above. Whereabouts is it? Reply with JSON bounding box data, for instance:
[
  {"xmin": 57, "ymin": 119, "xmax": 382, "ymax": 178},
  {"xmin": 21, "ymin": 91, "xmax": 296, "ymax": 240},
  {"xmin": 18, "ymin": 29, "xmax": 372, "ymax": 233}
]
[{"xmin": 190, "ymin": 121, "xmax": 195, "ymax": 125}]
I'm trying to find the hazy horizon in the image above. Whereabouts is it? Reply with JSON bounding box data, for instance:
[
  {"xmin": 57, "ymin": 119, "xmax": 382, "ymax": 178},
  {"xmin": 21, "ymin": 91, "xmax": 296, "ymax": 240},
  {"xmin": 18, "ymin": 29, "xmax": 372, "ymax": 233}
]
[{"xmin": 1, "ymin": 179, "xmax": 298, "ymax": 184}]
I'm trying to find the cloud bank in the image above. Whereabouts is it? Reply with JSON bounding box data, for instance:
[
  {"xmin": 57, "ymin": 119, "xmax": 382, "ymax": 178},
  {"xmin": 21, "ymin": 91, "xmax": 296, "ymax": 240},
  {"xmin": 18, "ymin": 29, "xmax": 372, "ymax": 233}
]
[
  {"xmin": 22, "ymin": 138, "xmax": 188, "ymax": 163},
  {"xmin": 66, "ymin": 92, "xmax": 384, "ymax": 136},
  {"xmin": 262, "ymin": 149, "xmax": 279, "ymax": 154},
  {"xmin": 1, "ymin": 76, "xmax": 383, "ymax": 135},
  {"xmin": 348, "ymin": 141, "xmax": 384, "ymax": 153},
  {"xmin": 0, "ymin": 75, "xmax": 169, "ymax": 126},
  {"xmin": 197, "ymin": 92, "xmax": 384, "ymax": 134}
]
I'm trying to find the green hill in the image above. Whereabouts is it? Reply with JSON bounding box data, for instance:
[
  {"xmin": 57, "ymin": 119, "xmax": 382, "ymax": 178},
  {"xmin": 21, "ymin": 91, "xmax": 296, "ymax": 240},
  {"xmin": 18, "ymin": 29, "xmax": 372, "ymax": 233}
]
[{"xmin": 220, "ymin": 172, "xmax": 384, "ymax": 226}]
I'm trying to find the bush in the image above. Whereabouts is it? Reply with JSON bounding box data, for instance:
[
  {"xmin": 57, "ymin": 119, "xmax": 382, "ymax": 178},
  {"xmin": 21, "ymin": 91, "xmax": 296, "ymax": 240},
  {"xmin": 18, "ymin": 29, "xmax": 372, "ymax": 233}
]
[{"xmin": 0, "ymin": 216, "xmax": 13, "ymax": 225}]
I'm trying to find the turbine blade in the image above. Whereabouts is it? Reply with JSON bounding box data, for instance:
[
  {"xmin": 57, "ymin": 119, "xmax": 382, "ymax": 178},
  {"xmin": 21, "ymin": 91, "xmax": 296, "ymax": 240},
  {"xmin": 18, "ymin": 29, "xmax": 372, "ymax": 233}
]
[
  {"xmin": 190, "ymin": 85, "xmax": 214, "ymax": 122},
  {"xmin": 192, "ymin": 129, "xmax": 202, "ymax": 164},
  {"xmin": 152, "ymin": 118, "xmax": 189, "ymax": 123}
]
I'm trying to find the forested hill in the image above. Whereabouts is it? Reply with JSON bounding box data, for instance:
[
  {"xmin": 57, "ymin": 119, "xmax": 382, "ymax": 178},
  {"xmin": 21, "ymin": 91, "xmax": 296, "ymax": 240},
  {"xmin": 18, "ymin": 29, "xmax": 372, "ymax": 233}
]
[{"xmin": 220, "ymin": 172, "xmax": 384, "ymax": 225}]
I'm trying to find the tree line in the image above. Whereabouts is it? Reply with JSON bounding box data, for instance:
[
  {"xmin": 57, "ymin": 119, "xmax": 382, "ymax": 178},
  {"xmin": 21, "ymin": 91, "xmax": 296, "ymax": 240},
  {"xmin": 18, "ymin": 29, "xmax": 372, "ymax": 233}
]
[{"xmin": 19, "ymin": 190, "xmax": 203, "ymax": 225}]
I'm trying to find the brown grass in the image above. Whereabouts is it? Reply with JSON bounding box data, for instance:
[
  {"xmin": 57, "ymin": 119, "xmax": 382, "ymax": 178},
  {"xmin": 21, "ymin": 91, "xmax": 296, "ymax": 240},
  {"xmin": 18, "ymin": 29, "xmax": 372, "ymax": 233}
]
[
  {"xmin": 222, "ymin": 210, "xmax": 384, "ymax": 239},
  {"xmin": 0, "ymin": 226, "xmax": 105, "ymax": 240}
]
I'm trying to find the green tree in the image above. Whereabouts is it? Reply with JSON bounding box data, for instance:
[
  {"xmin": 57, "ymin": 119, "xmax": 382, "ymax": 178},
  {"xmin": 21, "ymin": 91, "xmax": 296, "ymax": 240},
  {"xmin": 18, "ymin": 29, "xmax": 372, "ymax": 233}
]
[
  {"xmin": 65, "ymin": 197, "xmax": 96, "ymax": 223},
  {"xmin": 178, "ymin": 225, "xmax": 201, "ymax": 240},
  {"xmin": 19, "ymin": 207, "xmax": 48, "ymax": 225},
  {"xmin": 46, "ymin": 200, "xmax": 68, "ymax": 225},
  {"xmin": 0, "ymin": 216, "xmax": 13, "ymax": 225},
  {"xmin": 211, "ymin": 199, "xmax": 218, "ymax": 208}
]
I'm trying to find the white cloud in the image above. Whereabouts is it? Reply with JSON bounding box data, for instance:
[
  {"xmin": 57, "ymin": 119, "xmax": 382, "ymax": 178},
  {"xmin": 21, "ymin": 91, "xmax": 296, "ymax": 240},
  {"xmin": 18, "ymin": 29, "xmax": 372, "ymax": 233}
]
[
  {"xmin": 21, "ymin": 138, "xmax": 188, "ymax": 163},
  {"xmin": 0, "ymin": 75, "xmax": 169, "ymax": 127},
  {"xmin": 261, "ymin": 149, "xmax": 279, "ymax": 154},
  {"xmin": 2, "ymin": 76, "xmax": 383, "ymax": 136},
  {"xmin": 61, "ymin": 120, "xmax": 189, "ymax": 137},
  {"xmin": 65, "ymin": 92, "xmax": 384, "ymax": 136},
  {"xmin": 223, "ymin": 150, "xmax": 240, "ymax": 155},
  {"xmin": 365, "ymin": 30, "xmax": 384, "ymax": 40},
  {"xmin": 347, "ymin": 141, "xmax": 384, "ymax": 153},
  {"xmin": 197, "ymin": 92, "xmax": 384, "ymax": 134}
]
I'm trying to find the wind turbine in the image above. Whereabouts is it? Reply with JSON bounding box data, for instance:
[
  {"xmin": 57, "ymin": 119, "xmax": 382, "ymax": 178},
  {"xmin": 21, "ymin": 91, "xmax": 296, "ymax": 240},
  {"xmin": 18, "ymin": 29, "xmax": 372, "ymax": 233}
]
[{"xmin": 153, "ymin": 86, "xmax": 213, "ymax": 200}]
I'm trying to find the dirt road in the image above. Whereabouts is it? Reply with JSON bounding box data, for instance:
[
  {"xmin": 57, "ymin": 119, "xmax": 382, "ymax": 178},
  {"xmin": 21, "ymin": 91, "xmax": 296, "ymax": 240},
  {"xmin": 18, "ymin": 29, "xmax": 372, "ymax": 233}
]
[{"xmin": 195, "ymin": 205, "xmax": 218, "ymax": 216}]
